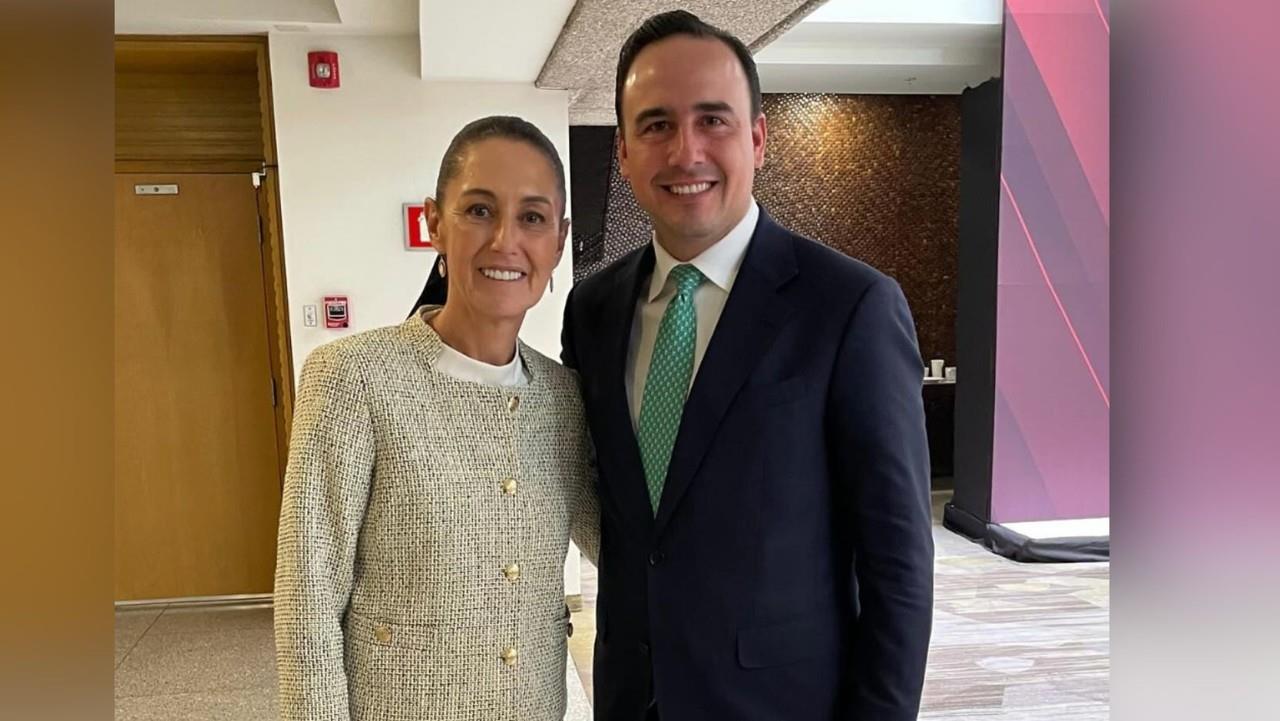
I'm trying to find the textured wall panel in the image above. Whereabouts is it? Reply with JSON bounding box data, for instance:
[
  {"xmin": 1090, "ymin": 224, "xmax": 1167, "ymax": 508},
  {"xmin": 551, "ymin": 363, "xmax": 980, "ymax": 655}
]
[
  {"xmin": 756, "ymin": 94, "xmax": 960, "ymax": 363},
  {"xmin": 571, "ymin": 93, "xmax": 961, "ymax": 362}
]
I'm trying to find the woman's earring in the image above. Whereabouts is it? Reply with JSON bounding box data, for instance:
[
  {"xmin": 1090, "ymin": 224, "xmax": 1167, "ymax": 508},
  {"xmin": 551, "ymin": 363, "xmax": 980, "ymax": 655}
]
[
  {"xmin": 438, "ymin": 256, "xmax": 446, "ymax": 278},
  {"xmin": 550, "ymin": 275, "xmax": 554, "ymax": 293}
]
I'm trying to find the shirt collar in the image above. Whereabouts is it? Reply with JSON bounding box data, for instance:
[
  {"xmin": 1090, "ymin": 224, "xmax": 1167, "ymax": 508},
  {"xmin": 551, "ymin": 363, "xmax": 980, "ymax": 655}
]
[{"xmin": 647, "ymin": 199, "xmax": 759, "ymax": 302}]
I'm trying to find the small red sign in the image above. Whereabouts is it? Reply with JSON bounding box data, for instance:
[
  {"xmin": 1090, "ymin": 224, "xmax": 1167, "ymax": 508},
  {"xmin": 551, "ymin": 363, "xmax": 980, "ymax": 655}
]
[{"xmin": 404, "ymin": 203, "xmax": 431, "ymax": 250}]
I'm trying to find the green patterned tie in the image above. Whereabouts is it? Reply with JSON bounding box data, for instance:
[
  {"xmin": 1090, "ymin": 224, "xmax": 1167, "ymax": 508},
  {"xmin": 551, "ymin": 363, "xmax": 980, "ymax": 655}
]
[{"xmin": 637, "ymin": 264, "xmax": 705, "ymax": 514}]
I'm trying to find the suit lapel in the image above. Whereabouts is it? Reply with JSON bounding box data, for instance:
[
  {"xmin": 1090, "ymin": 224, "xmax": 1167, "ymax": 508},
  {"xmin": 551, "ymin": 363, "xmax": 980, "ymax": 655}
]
[
  {"xmin": 594, "ymin": 245, "xmax": 657, "ymax": 537},
  {"xmin": 654, "ymin": 211, "xmax": 799, "ymax": 535}
]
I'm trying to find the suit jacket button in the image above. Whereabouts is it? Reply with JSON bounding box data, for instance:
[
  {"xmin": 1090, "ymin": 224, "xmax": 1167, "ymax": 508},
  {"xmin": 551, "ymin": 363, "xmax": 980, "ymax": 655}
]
[
  {"xmin": 648, "ymin": 551, "xmax": 664, "ymax": 566},
  {"xmin": 639, "ymin": 642, "xmax": 650, "ymax": 656},
  {"xmin": 373, "ymin": 624, "xmax": 392, "ymax": 644}
]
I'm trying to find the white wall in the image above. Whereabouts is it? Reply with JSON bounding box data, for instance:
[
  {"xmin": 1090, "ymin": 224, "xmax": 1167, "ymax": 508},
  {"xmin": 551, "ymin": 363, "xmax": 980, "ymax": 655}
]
[
  {"xmin": 269, "ymin": 33, "xmax": 574, "ymax": 372},
  {"xmin": 269, "ymin": 33, "xmax": 582, "ymax": 593}
]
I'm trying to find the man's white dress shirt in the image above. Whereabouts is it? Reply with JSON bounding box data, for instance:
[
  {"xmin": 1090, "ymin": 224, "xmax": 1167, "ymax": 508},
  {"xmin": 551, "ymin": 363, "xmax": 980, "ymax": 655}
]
[{"xmin": 626, "ymin": 200, "xmax": 760, "ymax": 428}]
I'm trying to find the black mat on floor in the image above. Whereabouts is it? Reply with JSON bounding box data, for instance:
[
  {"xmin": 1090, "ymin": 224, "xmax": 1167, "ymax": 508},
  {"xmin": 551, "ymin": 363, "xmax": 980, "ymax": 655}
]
[{"xmin": 943, "ymin": 502, "xmax": 1109, "ymax": 563}]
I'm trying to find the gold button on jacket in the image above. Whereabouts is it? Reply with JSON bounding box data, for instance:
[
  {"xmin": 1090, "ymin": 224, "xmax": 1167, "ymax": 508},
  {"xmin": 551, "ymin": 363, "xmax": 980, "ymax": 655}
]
[
  {"xmin": 274, "ymin": 309, "xmax": 600, "ymax": 721},
  {"xmin": 503, "ymin": 563, "xmax": 521, "ymax": 582}
]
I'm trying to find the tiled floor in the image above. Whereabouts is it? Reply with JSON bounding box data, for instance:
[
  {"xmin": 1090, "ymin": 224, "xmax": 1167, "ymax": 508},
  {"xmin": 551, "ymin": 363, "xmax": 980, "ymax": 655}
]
[
  {"xmin": 116, "ymin": 491, "xmax": 1107, "ymax": 720},
  {"xmin": 569, "ymin": 491, "xmax": 1110, "ymax": 720},
  {"xmin": 113, "ymin": 603, "xmax": 592, "ymax": 721},
  {"xmin": 919, "ymin": 492, "xmax": 1108, "ymax": 719},
  {"xmin": 114, "ymin": 604, "xmax": 278, "ymax": 720}
]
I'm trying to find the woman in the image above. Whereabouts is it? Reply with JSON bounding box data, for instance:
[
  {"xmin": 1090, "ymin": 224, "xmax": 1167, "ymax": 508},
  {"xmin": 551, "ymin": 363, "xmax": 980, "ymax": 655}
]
[{"xmin": 274, "ymin": 116, "xmax": 598, "ymax": 721}]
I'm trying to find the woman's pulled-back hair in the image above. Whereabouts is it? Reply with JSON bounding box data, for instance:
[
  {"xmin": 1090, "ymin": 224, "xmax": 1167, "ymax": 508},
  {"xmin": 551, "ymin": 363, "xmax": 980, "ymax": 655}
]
[{"xmin": 434, "ymin": 115, "xmax": 566, "ymax": 207}]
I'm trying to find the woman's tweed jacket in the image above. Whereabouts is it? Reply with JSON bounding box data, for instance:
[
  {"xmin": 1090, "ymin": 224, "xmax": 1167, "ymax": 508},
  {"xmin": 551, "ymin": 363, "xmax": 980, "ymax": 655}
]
[{"xmin": 274, "ymin": 308, "xmax": 600, "ymax": 721}]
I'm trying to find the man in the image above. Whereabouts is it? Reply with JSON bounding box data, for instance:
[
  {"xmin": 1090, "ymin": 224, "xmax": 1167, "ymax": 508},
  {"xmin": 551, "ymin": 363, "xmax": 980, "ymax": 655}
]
[{"xmin": 562, "ymin": 11, "xmax": 934, "ymax": 721}]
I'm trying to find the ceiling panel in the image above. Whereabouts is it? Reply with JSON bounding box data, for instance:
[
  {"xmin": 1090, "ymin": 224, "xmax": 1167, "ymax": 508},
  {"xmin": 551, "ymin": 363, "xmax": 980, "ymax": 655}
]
[{"xmin": 537, "ymin": 0, "xmax": 824, "ymax": 125}]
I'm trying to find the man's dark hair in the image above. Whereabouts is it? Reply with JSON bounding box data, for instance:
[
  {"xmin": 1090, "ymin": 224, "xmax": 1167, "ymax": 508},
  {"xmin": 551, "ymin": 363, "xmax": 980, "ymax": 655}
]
[
  {"xmin": 614, "ymin": 10, "xmax": 762, "ymax": 131},
  {"xmin": 435, "ymin": 115, "xmax": 566, "ymax": 208}
]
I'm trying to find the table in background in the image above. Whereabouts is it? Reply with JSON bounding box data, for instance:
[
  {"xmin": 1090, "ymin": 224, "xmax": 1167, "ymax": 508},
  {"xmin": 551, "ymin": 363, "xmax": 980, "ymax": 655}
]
[{"xmin": 923, "ymin": 378, "xmax": 955, "ymax": 485}]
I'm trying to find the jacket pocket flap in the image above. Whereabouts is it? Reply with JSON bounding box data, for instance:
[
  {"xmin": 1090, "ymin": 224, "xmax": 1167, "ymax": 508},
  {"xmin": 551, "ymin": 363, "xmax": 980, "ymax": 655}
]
[
  {"xmin": 345, "ymin": 610, "xmax": 439, "ymax": 650},
  {"xmin": 736, "ymin": 616, "xmax": 837, "ymax": 669}
]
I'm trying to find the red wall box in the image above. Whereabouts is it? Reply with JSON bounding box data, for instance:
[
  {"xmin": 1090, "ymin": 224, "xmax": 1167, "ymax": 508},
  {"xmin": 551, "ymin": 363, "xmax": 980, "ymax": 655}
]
[
  {"xmin": 323, "ymin": 296, "xmax": 349, "ymax": 328},
  {"xmin": 308, "ymin": 51, "xmax": 340, "ymax": 88}
]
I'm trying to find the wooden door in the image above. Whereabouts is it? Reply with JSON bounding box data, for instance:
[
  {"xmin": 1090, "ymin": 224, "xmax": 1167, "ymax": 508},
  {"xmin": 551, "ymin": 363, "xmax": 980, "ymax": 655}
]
[{"xmin": 115, "ymin": 173, "xmax": 282, "ymax": 600}]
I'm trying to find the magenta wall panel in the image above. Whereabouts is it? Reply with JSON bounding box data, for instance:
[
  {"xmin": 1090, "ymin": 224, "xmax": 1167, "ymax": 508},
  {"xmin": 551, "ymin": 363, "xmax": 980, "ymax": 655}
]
[{"xmin": 992, "ymin": 0, "xmax": 1110, "ymax": 522}]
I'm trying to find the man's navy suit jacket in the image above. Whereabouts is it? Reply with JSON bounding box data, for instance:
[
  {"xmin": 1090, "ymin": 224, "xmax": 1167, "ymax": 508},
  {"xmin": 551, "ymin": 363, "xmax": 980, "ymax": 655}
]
[{"xmin": 561, "ymin": 209, "xmax": 934, "ymax": 721}]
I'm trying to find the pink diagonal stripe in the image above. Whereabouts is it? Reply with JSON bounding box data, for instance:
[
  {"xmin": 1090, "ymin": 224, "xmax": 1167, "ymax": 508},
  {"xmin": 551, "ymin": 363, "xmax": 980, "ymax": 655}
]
[
  {"xmin": 1093, "ymin": 0, "xmax": 1111, "ymax": 34},
  {"xmin": 1001, "ymin": 173, "xmax": 1110, "ymax": 408}
]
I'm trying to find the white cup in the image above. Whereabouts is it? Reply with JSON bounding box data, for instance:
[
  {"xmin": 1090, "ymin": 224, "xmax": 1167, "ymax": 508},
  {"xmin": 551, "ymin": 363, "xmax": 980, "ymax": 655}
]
[
  {"xmin": 930, "ymin": 359, "xmax": 945, "ymax": 378},
  {"xmin": 945, "ymin": 366, "xmax": 957, "ymax": 381}
]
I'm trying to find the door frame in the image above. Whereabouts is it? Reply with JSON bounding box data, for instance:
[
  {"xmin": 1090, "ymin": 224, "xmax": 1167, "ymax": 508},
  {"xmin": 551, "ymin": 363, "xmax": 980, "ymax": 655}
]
[{"xmin": 115, "ymin": 35, "xmax": 295, "ymax": 465}]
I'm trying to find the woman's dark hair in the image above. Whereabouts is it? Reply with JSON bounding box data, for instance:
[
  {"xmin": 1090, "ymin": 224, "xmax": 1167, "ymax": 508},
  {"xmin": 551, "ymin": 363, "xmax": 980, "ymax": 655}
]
[
  {"xmin": 434, "ymin": 115, "xmax": 566, "ymax": 207},
  {"xmin": 410, "ymin": 116, "xmax": 566, "ymax": 317},
  {"xmin": 614, "ymin": 10, "xmax": 762, "ymax": 131}
]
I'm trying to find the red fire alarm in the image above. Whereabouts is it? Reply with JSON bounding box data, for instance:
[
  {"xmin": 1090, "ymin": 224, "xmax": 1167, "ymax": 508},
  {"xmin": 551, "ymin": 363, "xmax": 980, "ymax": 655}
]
[
  {"xmin": 308, "ymin": 51, "xmax": 340, "ymax": 89},
  {"xmin": 323, "ymin": 296, "xmax": 349, "ymax": 328}
]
